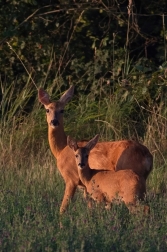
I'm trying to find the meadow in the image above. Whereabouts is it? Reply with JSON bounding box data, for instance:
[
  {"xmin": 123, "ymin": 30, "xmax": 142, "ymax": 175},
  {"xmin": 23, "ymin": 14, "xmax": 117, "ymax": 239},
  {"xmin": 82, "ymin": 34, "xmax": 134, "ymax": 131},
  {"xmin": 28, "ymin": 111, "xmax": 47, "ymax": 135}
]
[{"xmin": 1, "ymin": 82, "xmax": 167, "ymax": 252}]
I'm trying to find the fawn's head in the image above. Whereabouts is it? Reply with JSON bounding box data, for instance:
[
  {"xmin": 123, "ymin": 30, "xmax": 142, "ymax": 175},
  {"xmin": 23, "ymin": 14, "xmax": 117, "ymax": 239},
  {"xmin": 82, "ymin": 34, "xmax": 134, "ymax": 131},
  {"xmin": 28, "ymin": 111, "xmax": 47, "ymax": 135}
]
[
  {"xmin": 67, "ymin": 134, "xmax": 99, "ymax": 169},
  {"xmin": 38, "ymin": 86, "xmax": 74, "ymax": 129}
]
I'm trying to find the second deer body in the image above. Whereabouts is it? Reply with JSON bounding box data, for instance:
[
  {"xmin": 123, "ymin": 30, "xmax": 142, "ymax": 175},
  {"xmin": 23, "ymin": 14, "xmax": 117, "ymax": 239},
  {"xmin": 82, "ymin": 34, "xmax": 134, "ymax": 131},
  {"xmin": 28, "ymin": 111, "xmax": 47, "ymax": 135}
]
[{"xmin": 68, "ymin": 135, "xmax": 149, "ymax": 213}]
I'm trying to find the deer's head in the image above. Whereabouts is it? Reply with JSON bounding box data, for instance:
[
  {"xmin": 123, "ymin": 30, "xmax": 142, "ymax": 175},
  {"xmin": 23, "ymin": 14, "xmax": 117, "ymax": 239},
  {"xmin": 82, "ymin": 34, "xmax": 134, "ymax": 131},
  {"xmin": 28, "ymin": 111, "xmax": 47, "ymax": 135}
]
[
  {"xmin": 67, "ymin": 134, "xmax": 99, "ymax": 169},
  {"xmin": 38, "ymin": 86, "xmax": 74, "ymax": 129}
]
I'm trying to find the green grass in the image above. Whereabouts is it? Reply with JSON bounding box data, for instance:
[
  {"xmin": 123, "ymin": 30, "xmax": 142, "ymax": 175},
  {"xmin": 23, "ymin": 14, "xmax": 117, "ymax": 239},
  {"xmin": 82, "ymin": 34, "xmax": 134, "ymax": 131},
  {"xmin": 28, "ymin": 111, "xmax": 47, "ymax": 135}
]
[
  {"xmin": 1, "ymin": 82, "xmax": 167, "ymax": 251},
  {"xmin": 1, "ymin": 158, "xmax": 167, "ymax": 251}
]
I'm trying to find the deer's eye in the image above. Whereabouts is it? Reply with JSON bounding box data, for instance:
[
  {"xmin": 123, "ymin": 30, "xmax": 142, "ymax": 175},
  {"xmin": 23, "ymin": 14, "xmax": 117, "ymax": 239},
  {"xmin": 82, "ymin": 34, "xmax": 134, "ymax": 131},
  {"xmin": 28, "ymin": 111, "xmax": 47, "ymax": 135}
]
[
  {"xmin": 60, "ymin": 109, "xmax": 64, "ymax": 113},
  {"xmin": 46, "ymin": 109, "xmax": 49, "ymax": 113},
  {"xmin": 75, "ymin": 154, "xmax": 79, "ymax": 158}
]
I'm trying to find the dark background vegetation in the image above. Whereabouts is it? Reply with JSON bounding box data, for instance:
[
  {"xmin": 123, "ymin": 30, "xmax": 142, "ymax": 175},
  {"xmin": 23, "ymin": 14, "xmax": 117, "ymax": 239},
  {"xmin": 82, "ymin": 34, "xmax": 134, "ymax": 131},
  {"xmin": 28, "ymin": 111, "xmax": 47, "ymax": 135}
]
[{"xmin": 0, "ymin": 0, "xmax": 167, "ymax": 93}]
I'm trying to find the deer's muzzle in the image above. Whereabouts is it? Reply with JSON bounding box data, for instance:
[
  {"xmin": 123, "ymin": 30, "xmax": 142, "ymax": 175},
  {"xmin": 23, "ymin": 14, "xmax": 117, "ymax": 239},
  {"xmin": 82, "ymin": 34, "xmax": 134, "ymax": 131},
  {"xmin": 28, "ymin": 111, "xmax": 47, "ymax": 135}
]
[{"xmin": 50, "ymin": 119, "xmax": 59, "ymax": 127}]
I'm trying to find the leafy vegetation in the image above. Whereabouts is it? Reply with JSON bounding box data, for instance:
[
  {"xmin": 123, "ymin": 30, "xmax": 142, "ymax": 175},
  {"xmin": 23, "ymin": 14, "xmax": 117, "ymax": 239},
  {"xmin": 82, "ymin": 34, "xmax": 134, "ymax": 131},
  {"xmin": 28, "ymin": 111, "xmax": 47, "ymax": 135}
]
[{"xmin": 1, "ymin": 0, "xmax": 167, "ymax": 251}]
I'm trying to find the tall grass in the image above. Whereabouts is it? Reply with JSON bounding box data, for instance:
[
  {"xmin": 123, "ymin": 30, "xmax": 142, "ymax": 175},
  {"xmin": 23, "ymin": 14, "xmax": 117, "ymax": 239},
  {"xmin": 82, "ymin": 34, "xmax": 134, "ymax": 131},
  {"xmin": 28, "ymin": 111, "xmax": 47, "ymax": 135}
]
[
  {"xmin": 1, "ymin": 79, "xmax": 167, "ymax": 251},
  {"xmin": 1, "ymin": 149, "xmax": 167, "ymax": 251}
]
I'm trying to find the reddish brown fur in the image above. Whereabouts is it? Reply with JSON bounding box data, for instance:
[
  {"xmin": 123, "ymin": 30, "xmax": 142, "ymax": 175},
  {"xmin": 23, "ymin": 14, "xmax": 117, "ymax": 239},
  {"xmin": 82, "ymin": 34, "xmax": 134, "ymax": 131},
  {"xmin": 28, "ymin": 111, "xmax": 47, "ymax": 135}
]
[
  {"xmin": 68, "ymin": 135, "xmax": 149, "ymax": 213},
  {"xmin": 38, "ymin": 86, "xmax": 152, "ymax": 213}
]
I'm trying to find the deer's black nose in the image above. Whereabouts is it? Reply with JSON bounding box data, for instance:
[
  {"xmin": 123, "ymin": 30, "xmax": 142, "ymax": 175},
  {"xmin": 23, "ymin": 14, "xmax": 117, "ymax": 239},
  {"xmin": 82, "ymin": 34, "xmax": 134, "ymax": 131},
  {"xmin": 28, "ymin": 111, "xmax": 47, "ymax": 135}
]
[
  {"xmin": 50, "ymin": 119, "xmax": 59, "ymax": 127},
  {"xmin": 78, "ymin": 163, "xmax": 85, "ymax": 168}
]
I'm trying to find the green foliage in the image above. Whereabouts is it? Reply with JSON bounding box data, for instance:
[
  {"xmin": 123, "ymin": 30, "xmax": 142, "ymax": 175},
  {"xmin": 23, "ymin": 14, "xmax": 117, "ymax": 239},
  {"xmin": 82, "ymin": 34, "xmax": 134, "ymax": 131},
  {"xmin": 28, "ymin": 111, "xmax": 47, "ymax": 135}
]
[{"xmin": 0, "ymin": 0, "xmax": 167, "ymax": 93}]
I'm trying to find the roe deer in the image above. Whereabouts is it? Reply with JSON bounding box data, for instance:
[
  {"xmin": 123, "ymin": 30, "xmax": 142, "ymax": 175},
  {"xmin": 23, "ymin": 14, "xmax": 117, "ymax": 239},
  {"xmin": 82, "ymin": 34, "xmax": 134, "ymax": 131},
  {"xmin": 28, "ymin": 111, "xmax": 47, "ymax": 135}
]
[
  {"xmin": 38, "ymin": 86, "xmax": 152, "ymax": 213},
  {"xmin": 67, "ymin": 134, "xmax": 149, "ymax": 214}
]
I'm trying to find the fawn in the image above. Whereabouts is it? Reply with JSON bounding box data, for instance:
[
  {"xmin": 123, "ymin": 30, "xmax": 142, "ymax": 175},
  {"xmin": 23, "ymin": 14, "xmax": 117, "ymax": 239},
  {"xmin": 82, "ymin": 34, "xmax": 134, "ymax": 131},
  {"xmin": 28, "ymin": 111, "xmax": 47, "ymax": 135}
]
[{"xmin": 67, "ymin": 134, "xmax": 149, "ymax": 214}]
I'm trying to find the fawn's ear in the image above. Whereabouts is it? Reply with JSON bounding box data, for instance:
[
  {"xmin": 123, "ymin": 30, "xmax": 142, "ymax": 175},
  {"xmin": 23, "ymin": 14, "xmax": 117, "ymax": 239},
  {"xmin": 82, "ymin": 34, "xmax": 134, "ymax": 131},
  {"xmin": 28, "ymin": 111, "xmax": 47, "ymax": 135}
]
[
  {"xmin": 85, "ymin": 134, "xmax": 99, "ymax": 151},
  {"xmin": 67, "ymin": 136, "xmax": 78, "ymax": 152},
  {"xmin": 38, "ymin": 88, "xmax": 50, "ymax": 106},
  {"xmin": 59, "ymin": 86, "xmax": 74, "ymax": 106}
]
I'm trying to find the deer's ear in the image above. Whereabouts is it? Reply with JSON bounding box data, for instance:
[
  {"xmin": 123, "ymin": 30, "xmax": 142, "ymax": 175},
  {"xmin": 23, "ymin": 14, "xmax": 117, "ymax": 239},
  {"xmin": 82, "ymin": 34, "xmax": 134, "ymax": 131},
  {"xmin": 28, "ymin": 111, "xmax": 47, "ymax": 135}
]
[
  {"xmin": 38, "ymin": 88, "xmax": 50, "ymax": 105},
  {"xmin": 67, "ymin": 136, "xmax": 78, "ymax": 152},
  {"xmin": 85, "ymin": 134, "xmax": 99, "ymax": 151},
  {"xmin": 59, "ymin": 86, "xmax": 74, "ymax": 106}
]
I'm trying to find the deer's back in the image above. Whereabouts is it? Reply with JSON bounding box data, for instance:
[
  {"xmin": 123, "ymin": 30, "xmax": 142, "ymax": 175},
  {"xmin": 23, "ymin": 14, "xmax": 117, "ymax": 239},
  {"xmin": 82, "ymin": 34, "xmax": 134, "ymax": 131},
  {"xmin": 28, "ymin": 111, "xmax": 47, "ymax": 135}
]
[
  {"xmin": 78, "ymin": 140, "xmax": 153, "ymax": 179},
  {"xmin": 87, "ymin": 169, "xmax": 146, "ymax": 203}
]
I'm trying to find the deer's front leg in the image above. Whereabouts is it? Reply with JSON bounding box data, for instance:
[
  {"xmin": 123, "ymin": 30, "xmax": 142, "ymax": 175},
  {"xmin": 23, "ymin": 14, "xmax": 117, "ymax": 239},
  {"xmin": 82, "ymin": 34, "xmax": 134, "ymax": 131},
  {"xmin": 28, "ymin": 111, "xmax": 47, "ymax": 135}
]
[
  {"xmin": 60, "ymin": 182, "xmax": 77, "ymax": 214},
  {"xmin": 90, "ymin": 189, "xmax": 105, "ymax": 203}
]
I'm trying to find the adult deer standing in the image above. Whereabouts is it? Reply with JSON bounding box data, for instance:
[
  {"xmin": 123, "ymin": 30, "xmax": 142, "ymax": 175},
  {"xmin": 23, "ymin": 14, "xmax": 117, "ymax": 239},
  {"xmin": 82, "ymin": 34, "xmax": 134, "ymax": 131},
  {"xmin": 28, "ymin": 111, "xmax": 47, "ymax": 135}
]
[
  {"xmin": 67, "ymin": 134, "xmax": 149, "ymax": 214},
  {"xmin": 38, "ymin": 86, "xmax": 153, "ymax": 213}
]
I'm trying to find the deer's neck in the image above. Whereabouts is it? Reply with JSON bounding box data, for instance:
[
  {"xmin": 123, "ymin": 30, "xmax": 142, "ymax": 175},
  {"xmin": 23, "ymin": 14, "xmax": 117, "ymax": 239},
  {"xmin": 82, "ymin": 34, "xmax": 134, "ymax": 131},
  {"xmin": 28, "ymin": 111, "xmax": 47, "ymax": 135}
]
[
  {"xmin": 78, "ymin": 165, "xmax": 93, "ymax": 187},
  {"xmin": 48, "ymin": 125, "xmax": 67, "ymax": 158}
]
